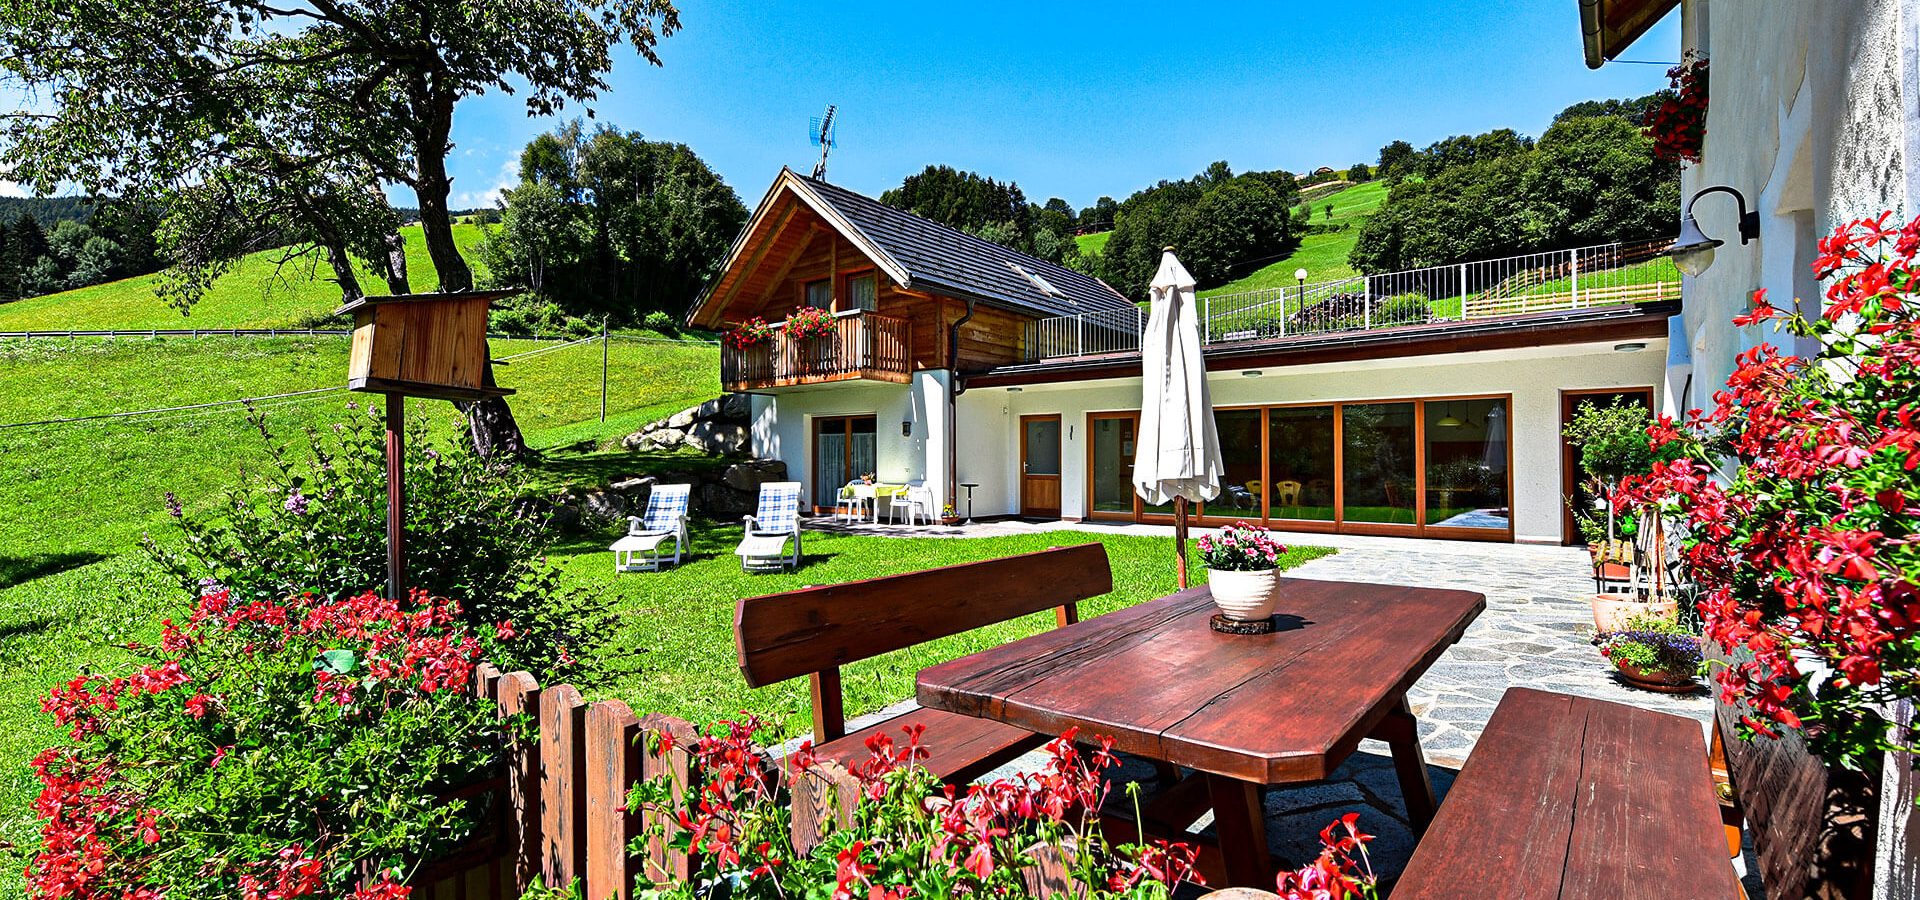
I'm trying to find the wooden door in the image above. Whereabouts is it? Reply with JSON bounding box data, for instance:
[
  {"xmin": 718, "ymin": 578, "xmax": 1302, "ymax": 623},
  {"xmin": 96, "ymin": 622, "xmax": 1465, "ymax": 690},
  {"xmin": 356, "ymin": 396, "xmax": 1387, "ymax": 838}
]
[
  {"xmin": 1559, "ymin": 388, "xmax": 1653, "ymax": 545},
  {"xmin": 1020, "ymin": 415, "xmax": 1062, "ymax": 518}
]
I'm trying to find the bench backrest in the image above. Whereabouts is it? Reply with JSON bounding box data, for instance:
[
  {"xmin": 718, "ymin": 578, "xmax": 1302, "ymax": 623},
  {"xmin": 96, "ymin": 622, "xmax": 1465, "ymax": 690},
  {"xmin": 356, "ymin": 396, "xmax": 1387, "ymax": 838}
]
[{"xmin": 734, "ymin": 543, "xmax": 1114, "ymax": 742}]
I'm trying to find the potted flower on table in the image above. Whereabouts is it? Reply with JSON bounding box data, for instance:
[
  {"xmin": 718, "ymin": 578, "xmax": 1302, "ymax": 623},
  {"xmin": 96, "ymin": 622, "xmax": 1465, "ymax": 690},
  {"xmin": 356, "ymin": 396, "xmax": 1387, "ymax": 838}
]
[{"xmin": 1197, "ymin": 521, "xmax": 1286, "ymax": 622}]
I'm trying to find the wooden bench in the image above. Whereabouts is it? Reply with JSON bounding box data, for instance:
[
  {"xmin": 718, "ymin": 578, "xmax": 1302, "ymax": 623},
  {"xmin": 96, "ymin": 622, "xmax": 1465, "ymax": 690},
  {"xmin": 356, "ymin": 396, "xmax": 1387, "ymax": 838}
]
[
  {"xmin": 733, "ymin": 543, "xmax": 1113, "ymax": 784},
  {"xmin": 1394, "ymin": 688, "xmax": 1740, "ymax": 899}
]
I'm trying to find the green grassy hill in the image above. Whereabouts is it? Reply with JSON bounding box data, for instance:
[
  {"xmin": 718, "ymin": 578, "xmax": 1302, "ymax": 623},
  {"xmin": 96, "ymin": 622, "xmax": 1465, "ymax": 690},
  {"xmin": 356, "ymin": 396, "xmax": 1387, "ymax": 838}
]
[
  {"xmin": 1074, "ymin": 230, "xmax": 1110, "ymax": 258},
  {"xmin": 1205, "ymin": 179, "xmax": 1389, "ymax": 296},
  {"xmin": 0, "ymin": 223, "xmax": 489, "ymax": 331}
]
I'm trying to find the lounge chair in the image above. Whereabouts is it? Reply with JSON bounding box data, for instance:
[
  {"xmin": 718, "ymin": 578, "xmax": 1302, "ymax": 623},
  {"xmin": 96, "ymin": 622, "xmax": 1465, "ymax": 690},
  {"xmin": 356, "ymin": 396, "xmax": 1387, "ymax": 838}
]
[
  {"xmin": 611, "ymin": 483, "xmax": 691, "ymax": 572},
  {"xmin": 737, "ymin": 481, "xmax": 803, "ymax": 572}
]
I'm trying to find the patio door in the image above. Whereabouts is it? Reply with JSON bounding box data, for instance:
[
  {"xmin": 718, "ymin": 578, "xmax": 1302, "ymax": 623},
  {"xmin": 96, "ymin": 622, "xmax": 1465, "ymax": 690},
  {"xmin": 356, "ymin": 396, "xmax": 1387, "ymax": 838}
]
[
  {"xmin": 1560, "ymin": 388, "xmax": 1653, "ymax": 545},
  {"xmin": 1020, "ymin": 414, "xmax": 1062, "ymax": 518},
  {"xmin": 813, "ymin": 415, "xmax": 877, "ymax": 510}
]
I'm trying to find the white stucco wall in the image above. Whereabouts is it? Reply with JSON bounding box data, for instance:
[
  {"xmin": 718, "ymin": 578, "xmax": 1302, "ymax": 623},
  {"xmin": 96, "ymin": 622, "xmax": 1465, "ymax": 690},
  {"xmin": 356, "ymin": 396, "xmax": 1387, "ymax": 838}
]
[
  {"xmin": 976, "ymin": 339, "xmax": 1665, "ymax": 543},
  {"xmin": 748, "ymin": 376, "xmax": 936, "ymax": 507}
]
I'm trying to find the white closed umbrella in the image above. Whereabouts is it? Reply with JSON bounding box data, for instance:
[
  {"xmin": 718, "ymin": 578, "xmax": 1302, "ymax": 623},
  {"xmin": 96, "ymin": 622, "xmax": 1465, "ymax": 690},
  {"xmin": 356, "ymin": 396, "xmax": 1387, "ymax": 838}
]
[{"xmin": 1133, "ymin": 248, "xmax": 1223, "ymax": 588}]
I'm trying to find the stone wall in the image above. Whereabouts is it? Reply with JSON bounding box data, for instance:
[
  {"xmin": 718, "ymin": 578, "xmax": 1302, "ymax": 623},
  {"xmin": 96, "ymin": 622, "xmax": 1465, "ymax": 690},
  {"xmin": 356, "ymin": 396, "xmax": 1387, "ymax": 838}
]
[
  {"xmin": 553, "ymin": 458, "xmax": 789, "ymax": 528},
  {"xmin": 622, "ymin": 394, "xmax": 751, "ymax": 456}
]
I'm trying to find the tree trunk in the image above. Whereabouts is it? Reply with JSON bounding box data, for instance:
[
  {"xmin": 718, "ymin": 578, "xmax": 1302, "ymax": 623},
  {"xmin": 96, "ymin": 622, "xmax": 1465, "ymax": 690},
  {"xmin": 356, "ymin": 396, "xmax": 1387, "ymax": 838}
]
[
  {"xmin": 322, "ymin": 237, "xmax": 364, "ymax": 302},
  {"xmin": 415, "ymin": 84, "xmax": 527, "ymax": 459}
]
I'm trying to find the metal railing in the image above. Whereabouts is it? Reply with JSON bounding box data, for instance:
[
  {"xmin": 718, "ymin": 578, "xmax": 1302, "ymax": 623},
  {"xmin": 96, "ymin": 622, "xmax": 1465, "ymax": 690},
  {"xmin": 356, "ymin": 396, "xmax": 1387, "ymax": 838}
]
[
  {"xmin": 1020, "ymin": 238, "xmax": 1679, "ymax": 361},
  {"xmin": 721, "ymin": 310, "xmax": 911, "ymax": 387}
]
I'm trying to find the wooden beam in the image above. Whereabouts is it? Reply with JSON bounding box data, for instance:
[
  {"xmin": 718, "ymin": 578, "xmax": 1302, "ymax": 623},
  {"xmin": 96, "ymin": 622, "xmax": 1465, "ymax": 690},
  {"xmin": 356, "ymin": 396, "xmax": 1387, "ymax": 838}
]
[
  {"xmin": 713, "ymin": 200, "xmax": 800, "ymax": 317},
  {"xmin": 758, "ymin": 225, "xmax": 823, "ymax": 315}
]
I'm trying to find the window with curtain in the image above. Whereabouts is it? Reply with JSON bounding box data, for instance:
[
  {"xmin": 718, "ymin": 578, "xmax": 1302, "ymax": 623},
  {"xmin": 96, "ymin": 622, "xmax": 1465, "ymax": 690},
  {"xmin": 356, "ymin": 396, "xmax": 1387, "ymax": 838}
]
[{"xmin": 805, "ymin": 279, "xmax": 832, "ymax": 309}]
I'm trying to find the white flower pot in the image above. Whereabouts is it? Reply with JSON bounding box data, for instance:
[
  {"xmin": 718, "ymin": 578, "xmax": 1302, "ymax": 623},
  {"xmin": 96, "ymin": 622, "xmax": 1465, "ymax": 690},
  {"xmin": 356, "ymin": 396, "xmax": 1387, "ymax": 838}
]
[{"xmin": 1208, "ymin": 568, "xmax": 1279, "ymax": 621}]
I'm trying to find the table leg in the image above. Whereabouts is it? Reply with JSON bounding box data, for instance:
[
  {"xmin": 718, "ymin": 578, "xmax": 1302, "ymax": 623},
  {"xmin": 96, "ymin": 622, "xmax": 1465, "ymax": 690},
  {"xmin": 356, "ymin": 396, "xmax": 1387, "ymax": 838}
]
[
  {"xmin": 1204, "ymin": 773, "xmax": 1270, "ymax": 888},
  {"xmin": 1372, "ymin": 695, "xmax": 1438, "ymax": 833}
]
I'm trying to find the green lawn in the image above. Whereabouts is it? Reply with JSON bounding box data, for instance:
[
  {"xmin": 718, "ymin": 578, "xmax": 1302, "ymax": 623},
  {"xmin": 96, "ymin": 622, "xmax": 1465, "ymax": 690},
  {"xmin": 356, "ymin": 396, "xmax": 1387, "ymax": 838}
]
[
  {"xmin": 550, "ymin": 524, "xmax": 1335, "ymax": 741},
  {"xmin": 0, "ymin": 223, "xmax": 489, "ymax": 332},
  {"xmin": 1075, "ymin": 231, "xmax": 1111, "ymax": 258},
  {"xmin": 1205, "ymin": 180, "xmax": 1390, "ymax": 296}
]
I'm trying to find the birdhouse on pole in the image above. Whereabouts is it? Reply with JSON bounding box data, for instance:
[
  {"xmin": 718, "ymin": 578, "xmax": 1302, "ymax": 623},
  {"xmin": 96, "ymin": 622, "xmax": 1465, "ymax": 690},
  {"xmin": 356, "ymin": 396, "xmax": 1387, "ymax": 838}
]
[
  {"xmin": 337, "ymin": 290, "xmax": 517, "ymax": 401},
  {"xmin": 336, "ymin": 289, "xmax": 515, "ymax": 603}
]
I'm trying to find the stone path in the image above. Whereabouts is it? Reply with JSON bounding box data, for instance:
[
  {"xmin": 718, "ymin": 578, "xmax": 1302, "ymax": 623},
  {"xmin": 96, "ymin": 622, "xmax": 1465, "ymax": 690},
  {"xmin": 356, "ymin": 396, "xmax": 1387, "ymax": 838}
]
[{"xmin": 805, "ymin": 519, "xmax": 1732, "ymax": 887}]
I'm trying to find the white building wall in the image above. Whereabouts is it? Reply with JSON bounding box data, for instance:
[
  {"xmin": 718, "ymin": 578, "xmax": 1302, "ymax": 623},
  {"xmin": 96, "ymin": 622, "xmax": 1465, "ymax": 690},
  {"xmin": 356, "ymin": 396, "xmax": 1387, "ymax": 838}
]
[
  {"xmin": 747, "ymin": 380, "xmax": 921, "ymax": 505},
  {"xmin": 987, "ymin": 339, "xmax": 1665, "ymax": 544}
]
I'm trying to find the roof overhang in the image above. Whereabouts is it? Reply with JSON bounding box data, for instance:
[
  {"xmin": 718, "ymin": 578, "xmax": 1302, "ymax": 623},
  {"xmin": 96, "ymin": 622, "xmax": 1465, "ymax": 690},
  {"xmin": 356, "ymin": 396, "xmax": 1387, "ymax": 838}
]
[
  {"xmin": 685, "ymin": 168, "xmax": 911, "ymax": 328},
  {"xmin": 963, "ymin": 300, "xmax": 1680, "ymax": 388},
  {"xmin": 1580, "ymin": 0, "xmax": 1679, "ymax": 68}
]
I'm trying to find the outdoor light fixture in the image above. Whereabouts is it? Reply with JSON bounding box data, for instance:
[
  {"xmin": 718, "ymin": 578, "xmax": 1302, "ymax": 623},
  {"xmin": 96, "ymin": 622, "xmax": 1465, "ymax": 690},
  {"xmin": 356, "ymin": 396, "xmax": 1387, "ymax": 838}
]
[
  {"xmin": 1007, "ymin": 387, "xmax": 1023, "ymax": 393},
  {"xmin": 1666, "ymin": 185, "xmax": 1761, "ymax": 277},
  {"xmin": 1614, "ymin": 342, "xmax": 1648, "ymax": 353},
  {"xmin": 1294, "ymin": 268, "xmax": 1309, "ymax": 285},
  {"xmin": 1242, "ymin": 369, "xmax": 1263, "ymax": 378},
  {"xmin": 902, "ymin": 420, "xmax": 913, "ymax": 437}
]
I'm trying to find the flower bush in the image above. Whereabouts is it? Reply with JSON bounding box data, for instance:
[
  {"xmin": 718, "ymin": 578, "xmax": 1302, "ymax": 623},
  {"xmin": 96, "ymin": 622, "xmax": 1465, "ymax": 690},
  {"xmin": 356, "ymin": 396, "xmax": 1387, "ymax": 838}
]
[
  {"xmin": 1597, "ymin": 613, "xmax": 1705, "ymax": 678},
  {"xmin": 622, "ymin": 719, "xmax": 1377, "ymax": 899},
  {"xmin": 1197, "ymin": 522, "xmax": 1287, "ymax": 571},
  {"xmin": 724, "ymin": 317, "xmax": 774, "ymax": 350},
  {"xmin": 784, "ymin": 305, "xmax": 839, "ymax": 341},
  {"xmin": 1617, "ymin": 211, "xmax": 1920, "ymax": 771},
  {"xmin": 145, "ymin": 404, "xmax": 620, "ymax": 684},
  {"xmin": 1644, "ymin": 53, "xmax": 1708, "ymax": 163},
  {"xmin": 27, "ymin": 585, "xmax": 512, "ymax": 899}
]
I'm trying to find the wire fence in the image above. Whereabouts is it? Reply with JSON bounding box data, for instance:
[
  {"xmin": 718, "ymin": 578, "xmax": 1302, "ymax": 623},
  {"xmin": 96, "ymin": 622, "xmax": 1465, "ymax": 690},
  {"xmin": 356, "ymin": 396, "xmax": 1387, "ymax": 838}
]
[{"xmin": 0, "ymin": 327, "xmax": 717, "ymax": 345}]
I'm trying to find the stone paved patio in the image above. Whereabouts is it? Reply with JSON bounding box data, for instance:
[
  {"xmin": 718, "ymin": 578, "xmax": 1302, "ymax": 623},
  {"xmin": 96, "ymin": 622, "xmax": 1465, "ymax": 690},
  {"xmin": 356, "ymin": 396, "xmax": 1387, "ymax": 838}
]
[{"xmin": 800, "ymin": 518, "xmax": 1739, "ymax": 888}]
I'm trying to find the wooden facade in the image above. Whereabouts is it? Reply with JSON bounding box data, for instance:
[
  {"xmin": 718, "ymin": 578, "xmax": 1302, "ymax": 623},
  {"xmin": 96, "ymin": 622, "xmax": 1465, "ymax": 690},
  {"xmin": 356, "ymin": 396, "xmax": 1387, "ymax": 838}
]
[{"xmin": 696, "ymin": 187, "xmax": 1050, "ymax": 392}]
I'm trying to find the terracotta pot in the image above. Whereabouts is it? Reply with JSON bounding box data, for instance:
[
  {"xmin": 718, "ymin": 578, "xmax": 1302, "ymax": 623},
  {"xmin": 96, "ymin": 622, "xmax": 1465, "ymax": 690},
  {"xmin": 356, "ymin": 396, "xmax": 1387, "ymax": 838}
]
[
  {"xmin": 1208, "ymin": 568, "xmax": 1279, "ymax": 621},
  {"xmin": 1590, "ymin": 593, "xmax": 1677, "ymax": 633},
  {"xmin": 941, "ymin": 515, "xmax": 961, "ymax": 526},
  {"xmin": 1611, "ymin": 657, "xmax": 1701, "ymax": 694}
]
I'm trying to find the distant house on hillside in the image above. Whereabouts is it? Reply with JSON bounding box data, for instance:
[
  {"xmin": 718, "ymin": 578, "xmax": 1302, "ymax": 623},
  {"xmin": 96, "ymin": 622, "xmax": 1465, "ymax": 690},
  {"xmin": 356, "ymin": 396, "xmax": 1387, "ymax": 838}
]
[
  {"xmin": 1312, "ymin": 166, "xmax": 1336, "ymax": 176},
  {"xmin": 689, "ymin": 167, "xmax": 1678, "ymax": 545}
]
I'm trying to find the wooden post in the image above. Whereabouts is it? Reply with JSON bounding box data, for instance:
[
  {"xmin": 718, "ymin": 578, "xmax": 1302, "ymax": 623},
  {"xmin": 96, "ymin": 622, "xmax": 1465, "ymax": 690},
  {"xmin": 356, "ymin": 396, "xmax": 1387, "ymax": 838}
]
[
  {"xmin": 1174, "ymin": 496, "xmax": 1190, "ymax": 589},
  {"xmin": 385, "ymin": 394, "xmax": 405, "ymax": 600}
]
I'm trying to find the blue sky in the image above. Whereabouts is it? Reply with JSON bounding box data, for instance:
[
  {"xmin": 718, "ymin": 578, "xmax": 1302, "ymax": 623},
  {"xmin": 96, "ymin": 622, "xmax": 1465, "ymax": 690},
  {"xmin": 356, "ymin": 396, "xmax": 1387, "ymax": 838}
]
[{"xmin": 451, "ymin": 2, "xmax": 1672, "ymax": 210}]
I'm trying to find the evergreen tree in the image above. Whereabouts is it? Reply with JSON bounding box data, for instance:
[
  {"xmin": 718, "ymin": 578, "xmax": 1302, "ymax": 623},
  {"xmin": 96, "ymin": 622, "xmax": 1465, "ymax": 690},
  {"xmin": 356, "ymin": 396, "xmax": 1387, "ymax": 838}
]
[
  {"xmin": 0, "ymin": 218, "xmax": 14, "ymax": 301},
  {"xmin": 9, "ymin": 212, "xmax": 49, "ymax": 297}
]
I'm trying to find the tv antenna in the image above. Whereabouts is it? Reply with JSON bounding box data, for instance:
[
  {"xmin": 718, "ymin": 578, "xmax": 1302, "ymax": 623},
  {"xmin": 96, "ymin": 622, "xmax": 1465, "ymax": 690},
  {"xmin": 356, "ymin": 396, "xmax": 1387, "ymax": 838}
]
[{"xmin": 809, "ymin": 105, "xmax": 838, "ymax": 179}]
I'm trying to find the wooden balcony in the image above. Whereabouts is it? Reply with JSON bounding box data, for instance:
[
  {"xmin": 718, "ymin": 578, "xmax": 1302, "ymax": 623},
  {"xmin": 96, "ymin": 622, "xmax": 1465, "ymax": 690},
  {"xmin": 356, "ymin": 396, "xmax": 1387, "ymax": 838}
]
[{"xmin": 721, "ymin": 310, "xmax": 913, "ymax": 391}]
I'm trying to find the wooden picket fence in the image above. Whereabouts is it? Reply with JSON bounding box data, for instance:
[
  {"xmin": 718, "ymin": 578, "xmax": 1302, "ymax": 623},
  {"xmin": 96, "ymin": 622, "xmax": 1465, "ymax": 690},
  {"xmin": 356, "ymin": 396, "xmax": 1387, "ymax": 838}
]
[{"xmin": 411, "ymin": 665, "xmax": 1190, "ymax": 900}]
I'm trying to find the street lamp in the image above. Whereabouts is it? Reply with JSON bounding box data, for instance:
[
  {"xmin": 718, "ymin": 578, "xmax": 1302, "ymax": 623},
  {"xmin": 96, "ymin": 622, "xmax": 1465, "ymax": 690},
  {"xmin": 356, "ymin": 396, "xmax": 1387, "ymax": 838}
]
[
  {"xmin": 1666, "ymin": 186, "xmax": 1761, "ymax": 277},
  {"xmin": 1294, "ymin": 268, "xmax": 1309, "ymax": 320}
]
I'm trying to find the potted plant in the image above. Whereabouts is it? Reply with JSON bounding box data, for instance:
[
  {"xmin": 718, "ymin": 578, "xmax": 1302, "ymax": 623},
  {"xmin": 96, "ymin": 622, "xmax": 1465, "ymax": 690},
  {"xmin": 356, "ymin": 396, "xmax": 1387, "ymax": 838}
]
[
  {"xmin": 1644, "ymin": 51, "xmax": 1708, "ymax": 163},
  {"xmin": 1563, "ymin": 398, "xmax": 1664, "ymax": 625},
  {"xmin": 722, "ymin": 316, "xmax": 774, "ymax": 350},
  {"xmin": 941, "ymin": 503, "xmax": 960, "ymax": 526},
  {"xmin": 1597, "ymin": 613, "xmax": 1704, "ymax": 694},
  {"xmin": 783, "ymin": 305, "xmax": 837, "ymax": 341},
  {"xmin": 1197, "ymin": 521, "xmax": 1287, "ymax": 621}
]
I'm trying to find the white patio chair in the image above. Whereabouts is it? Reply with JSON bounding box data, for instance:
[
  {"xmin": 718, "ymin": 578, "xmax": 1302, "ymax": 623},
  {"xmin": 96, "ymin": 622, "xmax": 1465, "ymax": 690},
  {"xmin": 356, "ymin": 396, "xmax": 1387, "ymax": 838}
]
[
  {"xmin": 610, "ymin": 483, "xmax": 691, "ymax": 573},
  {"xmin": 737, "ymin": 481, "xmax": 803, "ymax": 572},
  {"xmin": 832, "ymin": 480, "xmax": 869, "ymax": 524},
  {"xmin": 888, "ymin": 482, "xmax": 935, "ymax": 526}
]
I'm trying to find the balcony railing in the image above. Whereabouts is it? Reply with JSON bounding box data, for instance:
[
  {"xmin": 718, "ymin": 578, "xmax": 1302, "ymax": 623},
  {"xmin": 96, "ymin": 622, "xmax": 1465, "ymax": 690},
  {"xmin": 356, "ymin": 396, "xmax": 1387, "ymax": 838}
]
[
  {"xmin": 721, "ymin": 309, "xmax": 912, "ymax": 389},
  {"xmin": 1021, "ymin": 239, "xmax": 1679, "ymax": 361}
]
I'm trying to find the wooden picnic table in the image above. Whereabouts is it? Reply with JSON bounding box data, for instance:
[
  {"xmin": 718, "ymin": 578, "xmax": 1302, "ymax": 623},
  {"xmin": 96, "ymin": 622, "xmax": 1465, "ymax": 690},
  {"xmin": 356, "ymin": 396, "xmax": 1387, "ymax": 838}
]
[{"xmin": 916, "ymin": 578, "xmax": 1486, "ymax": 888}]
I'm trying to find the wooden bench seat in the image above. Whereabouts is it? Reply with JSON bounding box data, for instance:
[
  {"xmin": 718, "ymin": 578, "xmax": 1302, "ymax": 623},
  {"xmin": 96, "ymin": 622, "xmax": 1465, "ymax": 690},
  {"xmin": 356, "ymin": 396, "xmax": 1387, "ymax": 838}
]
[
  {"xmin": 814, "ymin": 707, "xmax": 1045, "ymax": 784},
  {"xmin": 735, "ymin": 544, "xmax": 1114, "ymax": 782},
  {"xmin": 1394, "ymin": 687, "xmax": 1739, "ymax": 899}
]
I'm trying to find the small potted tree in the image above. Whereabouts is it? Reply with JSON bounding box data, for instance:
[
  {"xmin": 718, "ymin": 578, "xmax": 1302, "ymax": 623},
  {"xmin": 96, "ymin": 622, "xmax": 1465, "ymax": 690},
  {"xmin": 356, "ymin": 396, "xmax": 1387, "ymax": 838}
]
[{"xmin": 1563, "ymin": 399, "xmax": 1669, "ymax": 628}]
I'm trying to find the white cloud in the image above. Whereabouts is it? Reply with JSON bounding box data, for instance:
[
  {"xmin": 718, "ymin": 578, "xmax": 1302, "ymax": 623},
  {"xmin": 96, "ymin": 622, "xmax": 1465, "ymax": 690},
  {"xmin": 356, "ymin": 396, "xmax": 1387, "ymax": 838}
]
[
  {"xmin": 0, "ymin": 181, "xmax": 27, "ymax": 198},
  {"xmin": 449, "ymin": 156, "xmax": 520, "ymax": 210}
]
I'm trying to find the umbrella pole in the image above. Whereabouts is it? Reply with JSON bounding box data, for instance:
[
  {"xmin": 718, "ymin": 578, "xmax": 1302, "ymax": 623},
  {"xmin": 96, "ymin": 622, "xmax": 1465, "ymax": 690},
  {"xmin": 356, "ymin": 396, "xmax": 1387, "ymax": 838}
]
[{"xmin": 1175, "ymin": 496, "xmax": 1190, "ymax": 589}]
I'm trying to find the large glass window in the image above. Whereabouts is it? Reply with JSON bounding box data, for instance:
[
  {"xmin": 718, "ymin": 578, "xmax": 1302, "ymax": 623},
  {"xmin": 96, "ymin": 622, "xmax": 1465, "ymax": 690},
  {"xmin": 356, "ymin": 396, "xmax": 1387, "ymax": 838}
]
[
  {"xmin": 1425, "ymin": 398, "xmax": 1510, "ymax": 529},
  {"xmin": 1089, "ymin": 416, "xmax": 1137, "ymax": 516},
  {"xmin": 805, "ymin": 279, "xmax": 832, "ymax": 309},
  {"xmin": 1209, "ymin": 409, "xmax": 1265, "ymax": 519},
  {"xmin": 1267, "ymin": 406, "xmax": 1336, "ymax": 521},
  {"xmin": 1341, "ymin": 403, "xmax": 1417, "ymax": 525}
]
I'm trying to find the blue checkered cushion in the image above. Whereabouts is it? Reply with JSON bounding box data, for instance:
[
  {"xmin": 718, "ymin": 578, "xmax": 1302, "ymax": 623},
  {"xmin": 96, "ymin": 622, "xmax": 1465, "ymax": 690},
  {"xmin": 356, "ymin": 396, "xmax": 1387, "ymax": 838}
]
[
  {"xmin": 641, "ymin": 484, "xmax": 690, "ymax": 533},
  {"xmin": 753, "ymin": 482, "xmax": 801, "ymax": 533}
]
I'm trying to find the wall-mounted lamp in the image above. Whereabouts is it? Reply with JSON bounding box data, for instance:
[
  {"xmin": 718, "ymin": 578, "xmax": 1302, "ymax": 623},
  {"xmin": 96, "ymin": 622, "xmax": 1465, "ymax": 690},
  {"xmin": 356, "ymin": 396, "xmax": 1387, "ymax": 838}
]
[
  {"xmin": 902, "ymin": 420, "xmax": 913, "ymax": 437},
  {"xmin": 1666, "ymin": 185, "xmax": 1761, "ymax": 277},
  {"xmin": 1613, "ymin": 341, "xmax": 1648, "ymax": 353}
]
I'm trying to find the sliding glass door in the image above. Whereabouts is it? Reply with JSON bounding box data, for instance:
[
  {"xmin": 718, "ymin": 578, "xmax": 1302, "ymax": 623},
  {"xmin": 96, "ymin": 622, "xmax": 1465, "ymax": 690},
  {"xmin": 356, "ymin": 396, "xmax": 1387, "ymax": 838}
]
[
  {"xmin": 813, "ymin": 415, "xmax": 877, "ymax": 509},
  {"xmin": 1341, "ymin": 402, "xmax": 1419, "ymax": 528},
  {"xmin": 1267, "ymin": 406, "xmax": 1337, "ymax": 523},
  {"xmin": 1424, "ymin": 397, "xmax": 1511, "ymax": 533}
]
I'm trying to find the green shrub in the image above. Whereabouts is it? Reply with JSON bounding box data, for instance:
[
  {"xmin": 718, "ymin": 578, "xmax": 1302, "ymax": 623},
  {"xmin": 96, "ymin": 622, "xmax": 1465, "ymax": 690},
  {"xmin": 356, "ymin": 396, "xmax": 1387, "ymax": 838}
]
[
  {"xmin": 146, "ymin": 404, "xmax": 622, "ymax": 684},
  {"xmin": 28, "ymin": 586, "xmax": 514, "ymax": 899},
  {"xmin": 643, "ymin": 310, "xmax": 676, "ymax": 333}
]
